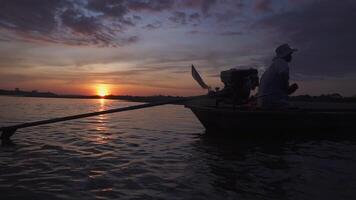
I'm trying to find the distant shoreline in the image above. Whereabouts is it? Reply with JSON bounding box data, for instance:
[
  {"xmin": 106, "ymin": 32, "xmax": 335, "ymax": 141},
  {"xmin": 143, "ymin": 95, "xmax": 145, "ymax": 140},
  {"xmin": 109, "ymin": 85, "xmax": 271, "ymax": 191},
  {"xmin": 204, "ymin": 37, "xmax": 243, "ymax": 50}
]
[
  {"xmin": 0, "ymin": 89, "xmax": 183, "ymax": 103},
  {"xmin": 1, "ymin": 88, "xmax": 356, "ymax": 103}
]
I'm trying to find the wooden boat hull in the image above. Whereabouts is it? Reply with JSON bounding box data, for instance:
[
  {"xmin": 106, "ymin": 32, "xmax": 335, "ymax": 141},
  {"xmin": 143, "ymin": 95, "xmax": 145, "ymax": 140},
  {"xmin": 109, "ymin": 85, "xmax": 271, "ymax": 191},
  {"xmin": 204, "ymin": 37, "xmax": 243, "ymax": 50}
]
[{"xmin": 186, "ymin": 105, "xmax": 356, "ymax": 136}]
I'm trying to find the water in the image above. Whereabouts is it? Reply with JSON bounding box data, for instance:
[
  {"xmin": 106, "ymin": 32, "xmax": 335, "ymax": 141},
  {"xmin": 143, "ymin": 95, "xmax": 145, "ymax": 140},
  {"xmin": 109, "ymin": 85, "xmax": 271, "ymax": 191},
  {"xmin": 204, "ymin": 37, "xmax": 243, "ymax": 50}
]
[{"xmin": 1, "ymin": 96, "xmax": 356, "ymax": 200}]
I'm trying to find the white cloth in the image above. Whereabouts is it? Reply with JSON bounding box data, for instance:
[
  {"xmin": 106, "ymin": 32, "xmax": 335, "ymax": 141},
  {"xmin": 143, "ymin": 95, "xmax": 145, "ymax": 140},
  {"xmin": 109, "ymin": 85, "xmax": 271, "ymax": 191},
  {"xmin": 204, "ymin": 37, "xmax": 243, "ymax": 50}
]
[{"xmin": 258, "ymin": 58, "xmax": 290, "ymax": 108}]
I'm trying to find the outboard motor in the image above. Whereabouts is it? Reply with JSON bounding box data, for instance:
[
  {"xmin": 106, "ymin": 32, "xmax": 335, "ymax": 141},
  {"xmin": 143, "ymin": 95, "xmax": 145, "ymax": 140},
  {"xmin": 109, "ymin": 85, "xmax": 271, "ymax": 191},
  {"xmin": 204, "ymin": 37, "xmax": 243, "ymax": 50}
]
[{"xmin": 214, "ymin": 68, "xmax": 259, "ymax": 106}]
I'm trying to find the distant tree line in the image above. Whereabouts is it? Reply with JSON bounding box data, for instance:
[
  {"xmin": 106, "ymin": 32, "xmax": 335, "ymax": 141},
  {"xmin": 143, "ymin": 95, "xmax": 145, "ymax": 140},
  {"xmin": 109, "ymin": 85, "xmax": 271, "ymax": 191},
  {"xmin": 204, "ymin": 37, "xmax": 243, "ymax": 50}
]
[
  {"xmin": 290, "ymin": 93, "xmax": 356, "ymax": 103},
  {"xmin": 1, "ymin": 88, "xmax": 356, "ymax": 103},
  {"xmin": 0, "ymin": 88, "xmax": 57, "ymax": 97},
  {"xmin": 0, "ymin": 88, "xmax": 182, "ymax": 102}
]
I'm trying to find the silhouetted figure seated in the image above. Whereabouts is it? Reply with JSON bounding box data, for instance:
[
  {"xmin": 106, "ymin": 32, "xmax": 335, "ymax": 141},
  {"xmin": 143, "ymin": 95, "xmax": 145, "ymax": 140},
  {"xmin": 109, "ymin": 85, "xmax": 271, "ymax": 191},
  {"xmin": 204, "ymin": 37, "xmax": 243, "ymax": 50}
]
[{"xmin": 258, "ymin": 44, "xmax": 299, "ymax": 109}]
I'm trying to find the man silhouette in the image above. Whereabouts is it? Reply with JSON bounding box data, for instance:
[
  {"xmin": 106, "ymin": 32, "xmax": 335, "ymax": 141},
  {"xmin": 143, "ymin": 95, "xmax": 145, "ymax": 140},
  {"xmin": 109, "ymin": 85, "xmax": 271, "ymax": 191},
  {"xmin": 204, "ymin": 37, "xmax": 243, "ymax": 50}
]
[{"xmin": 258, "ymin": 44, "xmax": 298, "ymax": 109}]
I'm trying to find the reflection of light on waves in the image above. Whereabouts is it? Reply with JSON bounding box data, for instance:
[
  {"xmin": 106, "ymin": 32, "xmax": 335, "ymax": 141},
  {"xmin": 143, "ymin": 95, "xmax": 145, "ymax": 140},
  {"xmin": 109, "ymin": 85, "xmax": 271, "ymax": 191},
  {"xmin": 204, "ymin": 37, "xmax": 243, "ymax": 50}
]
[
  {"xmin": 100, "ymin": 98, "xmax": 105, "ymax": 109},
  {"xmin": 93, "ymin": 98, "xmax": 112, "ymax": 144}
]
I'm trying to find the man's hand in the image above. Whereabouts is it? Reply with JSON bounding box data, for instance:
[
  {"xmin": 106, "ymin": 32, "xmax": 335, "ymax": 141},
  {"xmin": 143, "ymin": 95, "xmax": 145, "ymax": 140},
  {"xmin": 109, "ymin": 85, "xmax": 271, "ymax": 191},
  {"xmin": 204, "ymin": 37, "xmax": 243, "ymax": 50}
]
[{"xmin": 288, "ymin": 83, "xmax": 298, "ymax": 95}]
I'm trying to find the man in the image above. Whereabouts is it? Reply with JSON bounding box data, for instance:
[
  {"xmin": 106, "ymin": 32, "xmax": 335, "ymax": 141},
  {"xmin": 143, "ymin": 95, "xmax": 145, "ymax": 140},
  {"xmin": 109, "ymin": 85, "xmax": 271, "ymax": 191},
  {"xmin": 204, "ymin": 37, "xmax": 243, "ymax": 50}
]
[{"xmin": 258, "ymin": 44, "xmax": 299, "ymax": 109}]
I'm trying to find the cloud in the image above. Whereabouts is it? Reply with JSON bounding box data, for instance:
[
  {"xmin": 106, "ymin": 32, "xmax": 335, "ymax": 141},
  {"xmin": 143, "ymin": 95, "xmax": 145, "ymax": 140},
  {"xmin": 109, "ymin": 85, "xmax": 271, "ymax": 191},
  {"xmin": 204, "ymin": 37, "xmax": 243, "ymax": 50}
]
[
  {"xmin": 61, "ymin": 9, "xmax": 100, "ymax": 35},
  {"xmin": 143, "ymin": 21, "xmax": 162, "ymax": 30},
  {"xmin": 188, "ymin": 13, "xmax": 201, "ymax": 23},
  {"xmin": 253, "ymin": 0, "xmax": 273, "ymax": 13},
  {"xmin": 169, "ymin": 11, "xmax": 187, "ymax": 25},
  {"xmin": 0, "ymin": 0, "xmax": 66, "ymax": 33},
  {"xmin": 218, "ymin": 31, "xmax": 243, "ymax": 36},
  {"xmin": 178, "ymin": 0, "xmax": 217, "ymax": 15},
  {"xmin": 214, "ymin": 10, "xmax": 239, "ymax": 23},
  {"xmin": 127, "ymin": 0, "xmax": 174, "ymax": 11},
  {"xmin": 201, "ymin": 0, "xmax": 217, "ymax": 14},
  {"xmin": 0, "ymin": 65, "xmax": 195, "ymax": 92},
  {"xmin": 87, "ymin": 0, "xmax": 128, "ymax": 18},
  {"xmin": 133, "ymin": 15, "xmax": 142, "ymax": 20},
  {"xmin": 186, "ymin": 30, "xmax": 242, "ymax": 37},
  {"xmin": 170, "ymin": 11, "xmax": 204, "ymax": 26},
  {"xmin": 0, "ymin": 0, "xmax": 139, "ymax": 47},
  {"xmin": 186, "ymin": 30, "xmax": 205, "ymax": 35},
  {"xmin": 89, "ymin": 0, "xmax": 175, "ymax": 15},
  {"xmin": 258, "ymin": 0, "xmax": 356, "ymax": 77},
  {"xmin": 0, "ymin": 0, "xmax": 232, "ymax": 47}
]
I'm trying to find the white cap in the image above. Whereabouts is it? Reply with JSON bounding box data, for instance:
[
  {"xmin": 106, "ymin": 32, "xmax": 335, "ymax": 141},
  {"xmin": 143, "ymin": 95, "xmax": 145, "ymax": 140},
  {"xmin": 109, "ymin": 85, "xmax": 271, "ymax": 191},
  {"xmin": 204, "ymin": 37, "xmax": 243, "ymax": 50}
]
[{"xmin": 275, "ymin": 44, "xmax": 298, "ymax": 58}]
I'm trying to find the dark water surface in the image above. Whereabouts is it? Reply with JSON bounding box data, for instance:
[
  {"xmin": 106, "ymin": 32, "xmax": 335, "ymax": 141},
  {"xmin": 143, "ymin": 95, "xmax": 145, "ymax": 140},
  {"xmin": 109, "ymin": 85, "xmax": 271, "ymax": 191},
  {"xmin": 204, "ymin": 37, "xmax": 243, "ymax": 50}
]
[{"xmin": 1, "ymin": 96, "xmax": 356, "ymax": 200}]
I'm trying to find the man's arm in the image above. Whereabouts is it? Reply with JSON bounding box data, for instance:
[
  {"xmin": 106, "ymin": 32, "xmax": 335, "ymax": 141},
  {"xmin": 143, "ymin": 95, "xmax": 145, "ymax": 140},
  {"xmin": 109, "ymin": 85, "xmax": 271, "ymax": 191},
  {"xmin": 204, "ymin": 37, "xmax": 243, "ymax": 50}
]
[
  {"xmin": 280, "ymin": 71, "xmax": 290, "ymax": 94},
  {"xmin": 280, "ymin": 66, "xmax": 298, "ymax": 95}
]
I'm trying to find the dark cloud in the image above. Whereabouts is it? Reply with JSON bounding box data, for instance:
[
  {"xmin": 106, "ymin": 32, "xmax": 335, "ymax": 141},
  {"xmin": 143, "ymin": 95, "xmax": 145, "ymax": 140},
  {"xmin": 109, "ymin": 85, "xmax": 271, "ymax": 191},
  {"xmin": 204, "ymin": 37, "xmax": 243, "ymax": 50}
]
[
  {"xmin": 214, "ymin": 11, "xmax": 236, "ymax": 23},
  {"xmin": 218, "ymin": 31, "xmax": 243, "ymax": 36},
  {"xmin": 0, "ymin": 0, "xmax": 67, "ymax": 34},
  {"xmin": 143, "ymin": 21, "xmax": 162, "ymax": 30},
  {"xmin": 133, "ymin": 15, "xmax": 142, "ymax": 20},
  {"xmin": 61, "ymin": 9, "xmax": 100, "ymax": 35},
  {"xmin": 186, "ymin": 30, "xmax": 203, "ymax": 35},
  {"xmin": 127, "ymin": 0, "xmax": 174, "ymax": 11},
  {"xmin": 188, "ymin": 13, "xmax": 200, "ymax": 23},
  {"xmin": 234, "ymin": 0, "xmax": 246, "ymax": 9},
  {"xmin": 87, "ymin": 0, "xmax": 128, "ymax": 18},
  {"xmin": 0, "ymin": 0, "xmax": 225, "ymax": 46},
  {"xmin": 258, "ymin": 0, "xmax": 356, "ymax": 76},
  {"xmin": 210, "ymin": 1, "xmax": 247, "ymax": 25},
  {"xmin": 124, "ymin": 36, "xmax": 139, "ymax": 44},
  {"xmin": 59, "ymin": 8, "xmax": 136, "ymax": 47},
  {"xmin": 169, "ymin": 11, "xmax": 187, "ymax": 25},
  {"xmin": 0, "ymin": 0, "xmax": 138, "ymax": 46},
  {"xmin": 201, "ymin": 0, "xmax": 217, "ymax": 15},
  {"xmin": 170, "ymin": 11, "xmax": 203, "ymax": 26},
  {"xmin": 87, "ymin": 0, "xmax": 175, "ymax": 15},
  {"xmin": 179, "ymin": 0, "xmax": 217, "ymax": 15},
  {"xmin": 214, "ymin": 9, "xmax": 248, "ymax": 24},
  {"xmin": 186, "ymin": 30, "xmax": 242, "ymax": 36},
  {"xmin": 253, "ymin": 0, "xmax": 273, "ymax": 13}
]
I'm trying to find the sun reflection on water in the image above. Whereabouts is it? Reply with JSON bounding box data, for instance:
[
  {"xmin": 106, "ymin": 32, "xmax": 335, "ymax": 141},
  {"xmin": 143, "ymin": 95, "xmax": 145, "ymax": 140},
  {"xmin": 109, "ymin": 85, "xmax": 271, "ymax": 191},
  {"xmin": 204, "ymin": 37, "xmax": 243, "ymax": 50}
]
[
  {"xmin": 99, "ymin": 98, "xmax": 106, "ymax": 111},
  {"xmin": 89, "ymin": 98, "xmax": 113, "ymax": 144}
]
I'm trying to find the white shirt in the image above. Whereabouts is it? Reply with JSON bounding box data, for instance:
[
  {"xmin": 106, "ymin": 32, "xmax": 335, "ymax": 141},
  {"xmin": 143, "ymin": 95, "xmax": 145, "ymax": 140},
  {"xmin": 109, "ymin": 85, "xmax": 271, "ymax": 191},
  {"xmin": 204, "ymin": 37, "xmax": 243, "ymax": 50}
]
[{"xmin": 258, "ymin": 58, "xmax": 289, "ymax": 108}]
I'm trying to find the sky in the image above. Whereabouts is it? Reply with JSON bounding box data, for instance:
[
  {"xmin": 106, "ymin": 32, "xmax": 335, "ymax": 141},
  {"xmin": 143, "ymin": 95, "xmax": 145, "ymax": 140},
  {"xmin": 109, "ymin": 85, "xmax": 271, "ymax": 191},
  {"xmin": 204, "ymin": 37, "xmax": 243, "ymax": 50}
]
[{"xmin": 0, "ymin": 0, "xmax": 355, "ymax": 96}]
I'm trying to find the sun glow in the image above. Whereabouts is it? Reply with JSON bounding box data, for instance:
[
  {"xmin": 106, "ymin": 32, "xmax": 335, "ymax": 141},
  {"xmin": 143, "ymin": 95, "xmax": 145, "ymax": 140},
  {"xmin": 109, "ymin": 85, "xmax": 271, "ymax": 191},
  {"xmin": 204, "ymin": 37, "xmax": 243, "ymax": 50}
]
[{"xmin": 96, "ymin": 84, "xmax": 110, "ymax": 97}]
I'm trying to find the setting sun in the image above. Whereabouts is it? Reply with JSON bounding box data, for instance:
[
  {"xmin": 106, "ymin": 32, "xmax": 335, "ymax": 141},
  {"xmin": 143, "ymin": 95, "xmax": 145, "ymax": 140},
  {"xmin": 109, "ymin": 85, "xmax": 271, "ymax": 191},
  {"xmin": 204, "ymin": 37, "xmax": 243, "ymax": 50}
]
[{"xmin": 96, "ymin": 84, "xmax": 110, "ymax": 97}]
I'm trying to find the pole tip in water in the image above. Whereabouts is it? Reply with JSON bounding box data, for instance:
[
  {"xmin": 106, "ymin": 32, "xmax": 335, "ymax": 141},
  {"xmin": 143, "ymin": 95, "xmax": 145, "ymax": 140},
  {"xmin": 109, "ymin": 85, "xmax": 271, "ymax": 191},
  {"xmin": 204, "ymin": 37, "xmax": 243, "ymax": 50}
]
[{"xmin": 1, "ymin": 128, "xmax": 16, "ymax": 146}]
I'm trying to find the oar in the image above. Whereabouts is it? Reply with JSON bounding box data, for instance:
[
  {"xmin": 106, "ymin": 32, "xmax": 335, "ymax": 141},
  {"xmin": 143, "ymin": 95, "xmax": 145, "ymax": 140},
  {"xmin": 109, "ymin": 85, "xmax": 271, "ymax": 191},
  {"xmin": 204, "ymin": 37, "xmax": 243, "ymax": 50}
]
[
  {"xmin": 191, "ymin": 65, "xmax": 211, "ymax": 90},
  {"xmin": 0, "ymin": 96, "xmax": 202, "ymax": 144}
]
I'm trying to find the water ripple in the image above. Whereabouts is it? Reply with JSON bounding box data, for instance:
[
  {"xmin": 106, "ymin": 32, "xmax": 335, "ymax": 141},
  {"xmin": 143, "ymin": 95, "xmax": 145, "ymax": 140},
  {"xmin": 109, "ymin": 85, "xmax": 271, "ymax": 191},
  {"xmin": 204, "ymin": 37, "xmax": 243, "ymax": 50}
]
[{"xmin": 1, "ymin": 96, "xmax": 356, "ymax": 199}]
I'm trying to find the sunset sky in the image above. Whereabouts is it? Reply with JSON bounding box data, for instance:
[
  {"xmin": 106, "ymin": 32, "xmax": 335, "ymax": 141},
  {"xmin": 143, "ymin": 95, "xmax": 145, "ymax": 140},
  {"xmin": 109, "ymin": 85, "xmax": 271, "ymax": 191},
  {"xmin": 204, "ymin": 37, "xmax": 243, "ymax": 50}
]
[{"xmin": 0, "ymin": 0, "xmax": 355, "ymax": 96}]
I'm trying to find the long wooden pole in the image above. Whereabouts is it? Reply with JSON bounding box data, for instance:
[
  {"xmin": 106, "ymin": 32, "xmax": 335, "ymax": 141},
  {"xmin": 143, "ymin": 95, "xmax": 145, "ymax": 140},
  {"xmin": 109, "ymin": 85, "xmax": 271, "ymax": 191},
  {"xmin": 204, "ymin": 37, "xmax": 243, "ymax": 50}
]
[{"xmin": 0, "ymin": 96, "xmax": 200, "ymax": 143}]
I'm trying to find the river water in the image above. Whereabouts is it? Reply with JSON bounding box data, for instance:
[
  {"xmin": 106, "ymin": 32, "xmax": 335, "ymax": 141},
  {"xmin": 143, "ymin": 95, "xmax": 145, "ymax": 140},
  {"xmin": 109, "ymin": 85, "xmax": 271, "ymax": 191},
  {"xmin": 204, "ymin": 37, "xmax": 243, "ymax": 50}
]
[{"xmin": 1, "ymin": 96, "xmax": 356, "ymax": 200}]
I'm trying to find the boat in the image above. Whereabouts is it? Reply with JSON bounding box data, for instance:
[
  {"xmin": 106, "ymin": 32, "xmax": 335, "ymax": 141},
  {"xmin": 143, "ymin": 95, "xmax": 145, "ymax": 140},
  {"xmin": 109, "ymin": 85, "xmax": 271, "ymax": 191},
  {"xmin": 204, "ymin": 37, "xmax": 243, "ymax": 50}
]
[
  {"xmin": 188, "ymin": 66, "xmax": 356, "ymax": 136},
  {"xmin": 185, "ymin": 103, "xmax": 356, "ymax": 136}
]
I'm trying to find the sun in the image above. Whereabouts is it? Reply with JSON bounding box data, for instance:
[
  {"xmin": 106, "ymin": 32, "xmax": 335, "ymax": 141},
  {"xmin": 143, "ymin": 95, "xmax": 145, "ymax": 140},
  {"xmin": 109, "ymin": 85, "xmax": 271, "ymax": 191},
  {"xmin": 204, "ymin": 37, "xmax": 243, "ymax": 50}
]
[{"xmin": 96, "ymin": 84, "xmax": 110, "ymax": 97}]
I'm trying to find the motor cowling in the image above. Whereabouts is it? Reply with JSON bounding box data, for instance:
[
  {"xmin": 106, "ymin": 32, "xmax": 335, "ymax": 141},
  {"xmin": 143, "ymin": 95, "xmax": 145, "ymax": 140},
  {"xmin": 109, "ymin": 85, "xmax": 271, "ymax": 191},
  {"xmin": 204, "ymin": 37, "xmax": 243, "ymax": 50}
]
[{"xmin": 217, "ymin": 68, "xmax": 259, "ymax": 104}]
